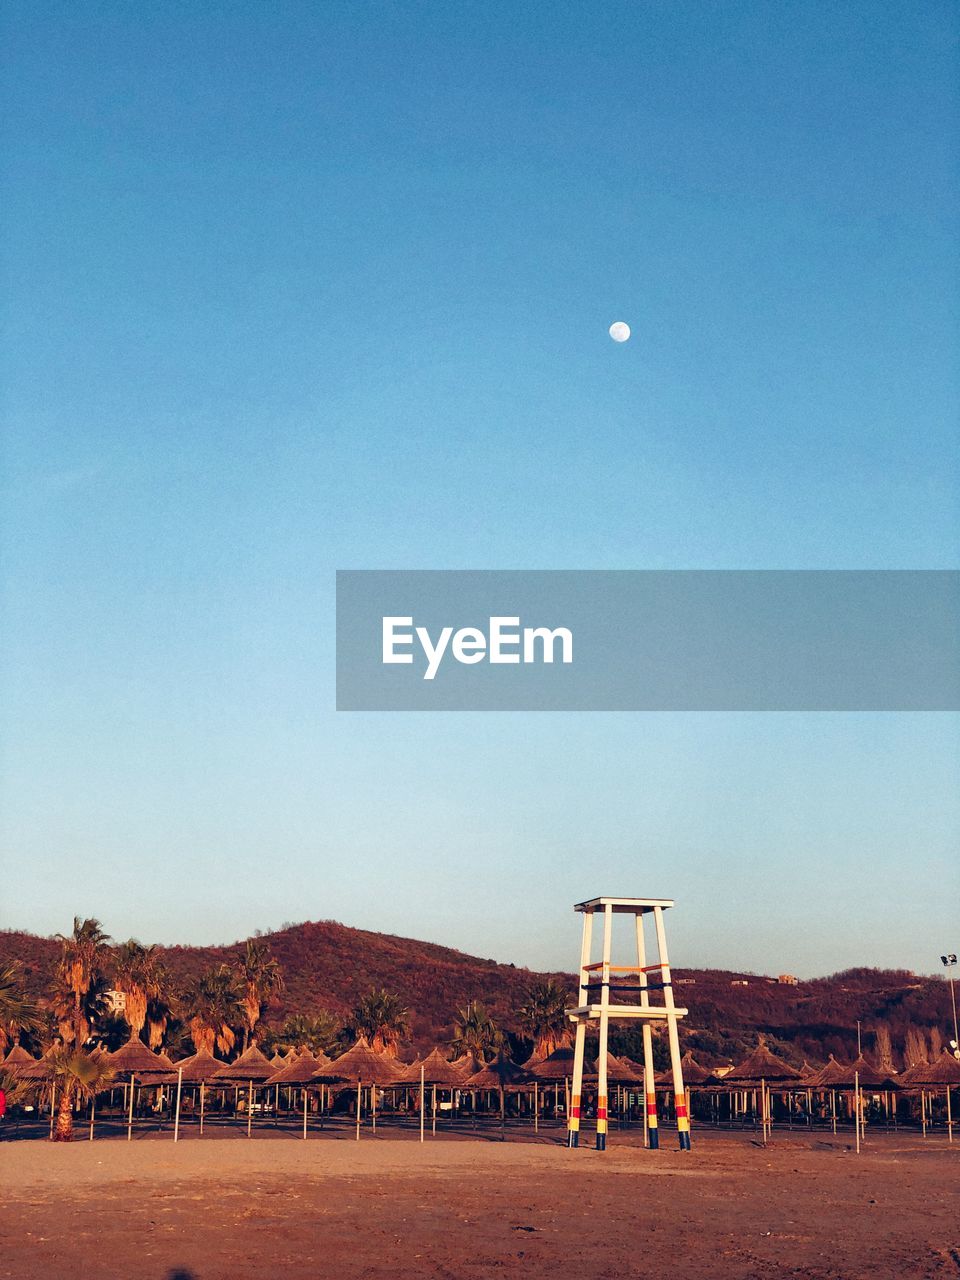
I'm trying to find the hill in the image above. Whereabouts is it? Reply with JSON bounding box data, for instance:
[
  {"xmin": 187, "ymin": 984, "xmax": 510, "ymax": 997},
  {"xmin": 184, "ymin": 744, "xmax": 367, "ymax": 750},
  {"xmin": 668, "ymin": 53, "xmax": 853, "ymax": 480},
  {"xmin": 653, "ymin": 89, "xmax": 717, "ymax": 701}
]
[{"xmin": 1, "ymin": 921, "xmax": 954, "ymax": 1066}]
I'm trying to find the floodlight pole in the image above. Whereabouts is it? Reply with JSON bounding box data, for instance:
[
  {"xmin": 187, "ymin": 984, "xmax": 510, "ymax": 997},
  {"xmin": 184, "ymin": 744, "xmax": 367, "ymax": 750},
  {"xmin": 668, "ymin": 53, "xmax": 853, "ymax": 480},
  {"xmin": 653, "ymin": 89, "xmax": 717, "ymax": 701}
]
[{"xmin": 942, "ymin": 956, "xmax": 959, "ymax": 1051}]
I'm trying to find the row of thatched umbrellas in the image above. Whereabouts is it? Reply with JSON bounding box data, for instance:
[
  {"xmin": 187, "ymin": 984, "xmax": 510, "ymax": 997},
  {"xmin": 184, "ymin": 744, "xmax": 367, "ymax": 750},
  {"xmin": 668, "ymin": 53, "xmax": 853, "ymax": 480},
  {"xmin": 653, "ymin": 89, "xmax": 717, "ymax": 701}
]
[
  {"xmin": 667, "ymin": 1038, "xmax": 960, "ymax": 1145},
  {"xmin": 5, "ymin": 1034, "xmax": 959, "ymax": 1142}
]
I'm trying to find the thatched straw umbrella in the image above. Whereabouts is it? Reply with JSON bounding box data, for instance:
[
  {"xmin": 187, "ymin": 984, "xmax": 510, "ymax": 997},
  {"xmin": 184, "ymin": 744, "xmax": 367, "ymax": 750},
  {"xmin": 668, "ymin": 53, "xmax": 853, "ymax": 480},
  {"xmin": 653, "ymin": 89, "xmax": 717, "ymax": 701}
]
[
  {"xmin": 791, "ymin": 1060, "xmax": 822, "ymax": 1128},
  {"xmin": 528, "ymin": 1046, "xmax": 576, "ymax": 1125},
  {"xmin": 15, "ymin": 1046, "xmax": 116, "ymax": 1141},
  {"xmin": 589, "ymin": 1053, "xmax": 641, "ymax": 1083},
  {"xmin": 311, "ymin": 1037, "xmax": 404, "ymax": 1139},
  {"xmin": 1, "ymin": 1043, "xmax": 37, "ymax": 1080},
  {"xmin": 106, "ymin": 1037, "xmax": 176, "ymax": 1141},
  {"xmin": 899, "ymin": 1050, "xmax": 960, "ymax": 1141},
  {"xmin": 518, "ymin": 1050, "xmax": 547, "ymax": 1128},
  {"xmin": 211, "ymin": 1043, "xmax": 276, "ymax": 1137},
  {"xmin": 836, "ymin": 1054, "xmax": 896, "ymax": 1090},
  {"xmin": 312, "ymin": 1036, "xmax": 404, "ymax": 1085},
  {"xmin": 266, "ymin": 1047, "xmax": 325, "ymax": 1086},
  {"xmin": 802, "ymin": 1055, "xmax": 853, "ymax": 1133},
  {"xmin": 900, "ymin": 1049, "xmax": 960, "ymax": 1088},
  {"xmin": 108, "ymin": 1036, "xmax": 175, "ymax": 1076},
  {"xmin": 264, "ymin": 1048, "xmax": 326, "ymax": 1138},
  {"xmin": 678, "ymin": 1050, "xmax": 711, "ymax": 1085},
  {"xmin": 666, "ymin": 1052, "xmax": 712, "ymax": 1126},
  {"xmin": 14, "ymin": 1049, "xmax": 57, "ymax": 1136},
  {"xmin": 170, "ymin": 1048, "xmax": 224, "ymax": 1135},
  {"xmin": 466, "ymin": 1054, "xmax": 528, "ymax": 1089},
  {"xmin": 584, "ymin": 1054, "xmax": 640, "ymax": 1133},
  {"xmin": 836, "ymin": 1055, "xmax": 900, "ymax": 1141},
  {"xmin": 416, "ymin": 1046, "xmax": 464, "ymax": 1087},
  {"xmin": 408, "ymin": 1047, "xmax": 464, "ymax": 1136},
  {"xmin": 465, "ymin": 1054, "xmax": 528, "ymax": 1140},
  {"xmin": 724, "ymin": 1039, "xmax": 800, "ymax": 1084},
  {"xmin": 172, "ymin": 1047, "xmax": 223, "ymax": 1081},
  {"xmin": 529, "ymin": 1046, "xmax": 575, "ymax": 1080},
  {"xmin": 723, "ymin": 1039, "xmax": 799, "ymax": 1139},
  {"xmin": 397, "ymin": 1054, "xmax": 424, "ymax": 1084},
  {"xmin": 804, "ymin": 1055, "xmax": 849, "ymax": 1088},
  {"xmin": 16, "ymin": 1049, "xmax": 57, "ymax": 1087},
  {"xmin": 396, "ymin": 1056, "xmax": 426, "ymax": 1138},
  {"xmin": 451, "ymin": 1051, "xmax": 483, "ymax": 1078}
]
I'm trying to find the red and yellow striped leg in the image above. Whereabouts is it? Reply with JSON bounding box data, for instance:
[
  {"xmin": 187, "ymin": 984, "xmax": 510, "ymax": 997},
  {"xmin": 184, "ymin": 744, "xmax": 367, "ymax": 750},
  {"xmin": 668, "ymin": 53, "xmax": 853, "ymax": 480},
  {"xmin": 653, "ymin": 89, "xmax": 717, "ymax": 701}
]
[
  {"xmin": 567, "ymin": 1019, "xmax": 587, "ymax": 1149},
  {"xmin": 568, "ymin": 1092, "xmax": 582, "ymax": 1147},
  {"xmin": 596, "ymin": 1095, "xmax": 608, "ymax": 1151},
  {"xmin": 675, "ymin": 1093, "xmax": 691, "ymax": 1150},
  {"xmin": 646, "ymin": 1092, "xmax": 659, "ymax": 1149}
]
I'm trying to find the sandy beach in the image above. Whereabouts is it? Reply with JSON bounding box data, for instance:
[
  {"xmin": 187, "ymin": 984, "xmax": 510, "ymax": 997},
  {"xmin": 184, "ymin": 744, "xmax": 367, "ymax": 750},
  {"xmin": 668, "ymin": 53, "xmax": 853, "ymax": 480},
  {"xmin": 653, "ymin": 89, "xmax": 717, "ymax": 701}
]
[{"xmin": 2, "ymin": 1131, "xmax": 958, "ymax": 1280}]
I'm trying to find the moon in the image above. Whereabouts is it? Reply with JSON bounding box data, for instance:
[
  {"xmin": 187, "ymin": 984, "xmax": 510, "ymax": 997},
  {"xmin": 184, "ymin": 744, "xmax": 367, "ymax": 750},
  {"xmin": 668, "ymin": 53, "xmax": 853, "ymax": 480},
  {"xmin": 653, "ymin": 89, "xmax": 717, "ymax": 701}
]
[{"xmin": 608, "ymin": 321, "xmax": 631, "ymax": 343}]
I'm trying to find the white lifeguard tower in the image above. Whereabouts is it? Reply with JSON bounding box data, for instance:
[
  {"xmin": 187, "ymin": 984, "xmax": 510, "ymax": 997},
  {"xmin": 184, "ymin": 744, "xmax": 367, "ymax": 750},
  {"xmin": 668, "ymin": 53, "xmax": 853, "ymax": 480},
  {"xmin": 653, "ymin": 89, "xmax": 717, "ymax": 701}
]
[{"xmin": 566, "ymin": 896, "xmax": 690, "ymax": 1151}]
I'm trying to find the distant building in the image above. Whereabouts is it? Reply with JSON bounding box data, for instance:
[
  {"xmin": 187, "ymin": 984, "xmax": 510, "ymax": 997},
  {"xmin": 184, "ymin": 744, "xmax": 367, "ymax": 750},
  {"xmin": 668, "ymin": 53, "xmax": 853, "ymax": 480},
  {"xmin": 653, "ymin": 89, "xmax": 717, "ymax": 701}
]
[
  {"xmin": 675, "ymin": 978, "xmax": 696, "ymax": 985},
  {"xmin": 731, "ymin": 979, "xmax": 749, "ymax": 987},
  {"xmin": 777, "ymin": 974, "xmax": 799, "ymax": 986}
]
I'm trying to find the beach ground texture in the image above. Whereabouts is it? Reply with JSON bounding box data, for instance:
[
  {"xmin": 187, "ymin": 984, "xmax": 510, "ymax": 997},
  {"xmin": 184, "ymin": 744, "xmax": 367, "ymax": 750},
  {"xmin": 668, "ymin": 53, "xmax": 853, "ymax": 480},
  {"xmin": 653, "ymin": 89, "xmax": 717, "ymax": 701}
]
[{"xmin": 1, "ymin": 1130, "xmax": 958, "ymax": 1279}]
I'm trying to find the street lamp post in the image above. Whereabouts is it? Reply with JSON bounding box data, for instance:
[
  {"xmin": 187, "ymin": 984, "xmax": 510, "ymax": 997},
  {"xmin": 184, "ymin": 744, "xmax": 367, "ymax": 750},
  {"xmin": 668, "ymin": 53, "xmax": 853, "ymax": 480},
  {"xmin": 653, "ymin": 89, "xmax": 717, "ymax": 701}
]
[{"xmin": 941, "ymin": 954, "xmax": 959, "ymax": 1056}]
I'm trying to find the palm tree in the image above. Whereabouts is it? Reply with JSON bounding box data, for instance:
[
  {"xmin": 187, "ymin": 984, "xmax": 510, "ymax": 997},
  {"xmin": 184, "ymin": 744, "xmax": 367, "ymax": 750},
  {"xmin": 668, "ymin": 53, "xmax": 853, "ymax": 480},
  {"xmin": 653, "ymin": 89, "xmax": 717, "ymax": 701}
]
[
  {"xmin": 517, "ymin": 979, "xmax": 572, "ymax": 1057},
  {"xmin": 112, "ymin": 941, "xmax": 166, "ymax": 1042},
  {"xmin": 182, "ymin": 966, "xmax": 242, "ymax": 1057},
  {"xmin": 236, "ymin": 940, "xmax": 285, "ymax": 1051},
  {"xmin": 49, "ymin": 972, "xmax": 112, "ymax": 1047},
  {"xmin": 347, "ymin": 988, "xmax": 409, "ymax": 1056},
  {"xmin": 0, "ymin": 961, "xmax": 42, "ymax": 1052},
  {"xmin": 54, "ymin": 917, "xmax": 110, "ymax": 1047},
  {"xmin": 145, "ymin": 992, "xmax": 173, "ymax": 1050},
  {"xmin": 451, "ymin": 1000, "xmax": 503, "ymax": 1062},
  {"xmin": 45, "ymin": 1046, "xmax": 114, "ymax": 1142},
  {"xmin": 267, "ymin": 1011, "xmax": 341, "ymax": 1056}
]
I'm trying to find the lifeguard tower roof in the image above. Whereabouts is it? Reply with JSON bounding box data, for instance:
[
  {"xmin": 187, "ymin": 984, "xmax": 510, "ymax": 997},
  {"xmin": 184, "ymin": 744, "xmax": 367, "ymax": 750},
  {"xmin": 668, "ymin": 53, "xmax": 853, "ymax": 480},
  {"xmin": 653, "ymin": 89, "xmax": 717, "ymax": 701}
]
[{"xmin": 574, "ymin": 896, "xmax": 675, "ymax": 914}]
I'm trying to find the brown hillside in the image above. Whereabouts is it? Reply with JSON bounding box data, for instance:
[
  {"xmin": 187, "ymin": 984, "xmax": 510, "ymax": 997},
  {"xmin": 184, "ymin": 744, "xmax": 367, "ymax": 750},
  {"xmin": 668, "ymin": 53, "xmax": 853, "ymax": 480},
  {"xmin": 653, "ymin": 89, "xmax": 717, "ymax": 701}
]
[
  {"xmin": 0, "ymin": 922, "xmax": 952, "ymax": 1064},
  {"xmin": 0, "ymin": 920, "xmax": 570, "ymax": 1047}
]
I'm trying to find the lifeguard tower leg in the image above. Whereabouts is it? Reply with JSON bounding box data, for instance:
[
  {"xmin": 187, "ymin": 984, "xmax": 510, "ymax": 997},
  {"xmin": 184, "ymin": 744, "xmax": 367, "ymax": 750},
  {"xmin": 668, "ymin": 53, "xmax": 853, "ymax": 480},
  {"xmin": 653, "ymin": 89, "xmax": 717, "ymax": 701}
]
[
  {"xmin": 567, "ymin": 907, "xmax": 594, "ymax": 1148},
  {"xmin": 635, "ymin": 913, "xmax": 659, "ymax": 1149},
  {"xmin": 596, "ymin": 901, "xmax": 613, "ymax": 1150},
  {"xmin": 654, "ymin": 905, "xmax": 690, "ymax": 1150},
  {"xmin": 568, "ymin": 1019, "xmax": 587, "ymax": 1148}
]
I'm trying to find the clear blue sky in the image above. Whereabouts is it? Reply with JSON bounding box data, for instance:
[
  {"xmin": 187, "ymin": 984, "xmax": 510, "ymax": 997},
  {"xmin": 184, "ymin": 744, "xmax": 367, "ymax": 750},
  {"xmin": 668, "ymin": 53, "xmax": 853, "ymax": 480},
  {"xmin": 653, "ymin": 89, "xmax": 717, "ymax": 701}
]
[{"xmin": 2, "ymin": 2, "xmax": 957, "ymax": 977}]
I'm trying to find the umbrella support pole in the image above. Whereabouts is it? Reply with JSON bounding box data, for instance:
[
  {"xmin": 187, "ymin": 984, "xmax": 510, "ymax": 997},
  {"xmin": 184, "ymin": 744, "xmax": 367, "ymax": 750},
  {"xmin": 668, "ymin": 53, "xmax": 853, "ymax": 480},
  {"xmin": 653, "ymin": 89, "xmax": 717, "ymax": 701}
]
[
  {"xmin": 419, "ymin": 1066, "xmax": 425, "ymax": 1143},
  {"xmin": 947, "ymin": 1087, "xmax": 953, "ymax": 1144},
  {"xmin": 127, "ymin": 1075, "xmax": 136, "ymax": 1142},
  {"xmin": 174, "ymin": 1068, "xmax": 183, "ymax": 1142}
]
